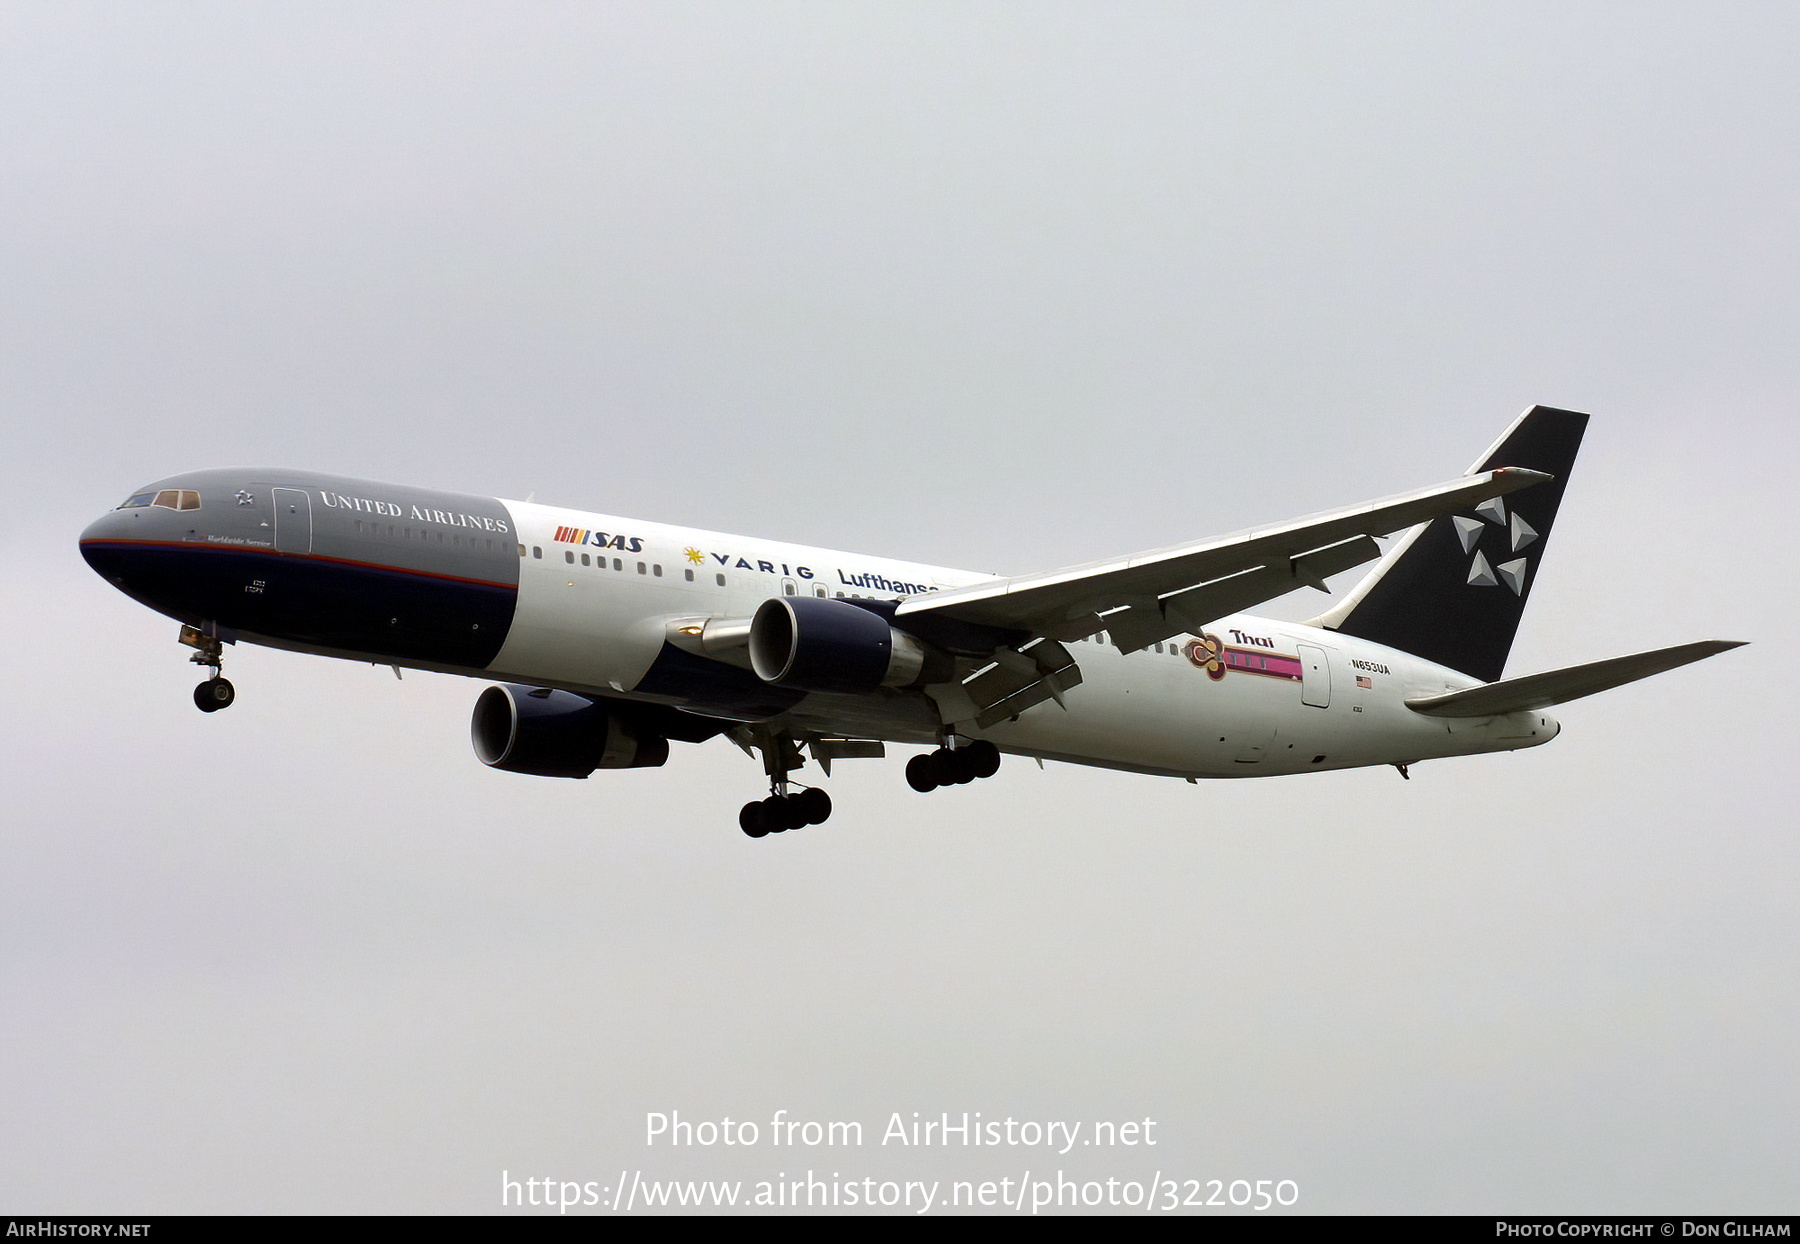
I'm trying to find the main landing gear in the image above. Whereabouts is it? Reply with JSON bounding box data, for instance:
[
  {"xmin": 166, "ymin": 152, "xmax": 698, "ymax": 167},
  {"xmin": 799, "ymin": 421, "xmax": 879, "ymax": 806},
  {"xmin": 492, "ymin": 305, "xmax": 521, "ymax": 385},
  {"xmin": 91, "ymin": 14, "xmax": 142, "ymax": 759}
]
[
  {"xmin": 739, "ymin": 786, "xmax": 832, "ymax": 838},
  {"xmin": 905, "ymin": 739, "xmax": 1001, "ymax": 792},
  {"xmin": 180, "ymin": 625, "xmax": 236, "ymax": 713},
  {"xmin": 736, "ymin": 728, "xmax": 835, "ymax": 839}
]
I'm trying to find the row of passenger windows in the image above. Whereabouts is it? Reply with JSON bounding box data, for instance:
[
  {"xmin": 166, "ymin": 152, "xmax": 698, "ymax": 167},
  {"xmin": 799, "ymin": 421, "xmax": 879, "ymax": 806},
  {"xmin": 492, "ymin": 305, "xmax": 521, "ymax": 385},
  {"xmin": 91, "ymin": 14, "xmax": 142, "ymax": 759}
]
[
  {"xmin": 350, "ymin": 524, "xmax": 1199, "ymax": 643},
  {"xmin": 1072, "ymin": 633, "xmax": 1190, "ymax": 657},
  {"xmin": 352, "ymin": 520, "xmax": 501, "ymax": 551},
  {"xmin": 519, "ymin": 542, "xmax": 881, "ymax": 600}
]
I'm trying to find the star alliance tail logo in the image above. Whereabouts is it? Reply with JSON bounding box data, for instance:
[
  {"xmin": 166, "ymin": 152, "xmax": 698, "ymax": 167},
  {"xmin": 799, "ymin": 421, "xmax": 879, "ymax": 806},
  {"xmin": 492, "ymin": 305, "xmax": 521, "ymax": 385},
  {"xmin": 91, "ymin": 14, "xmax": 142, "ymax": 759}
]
[{"xmin": 1453, "ymin": 497, "xmax": 1536, "ymax": 596}]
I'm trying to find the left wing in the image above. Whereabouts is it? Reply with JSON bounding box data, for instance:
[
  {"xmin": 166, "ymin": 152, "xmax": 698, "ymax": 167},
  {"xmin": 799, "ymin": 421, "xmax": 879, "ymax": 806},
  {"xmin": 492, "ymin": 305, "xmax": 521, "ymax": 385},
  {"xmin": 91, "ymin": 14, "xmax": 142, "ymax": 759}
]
[{"xmin": 896, "ymin": 466, "xmax": 1552, "ymax": 655}]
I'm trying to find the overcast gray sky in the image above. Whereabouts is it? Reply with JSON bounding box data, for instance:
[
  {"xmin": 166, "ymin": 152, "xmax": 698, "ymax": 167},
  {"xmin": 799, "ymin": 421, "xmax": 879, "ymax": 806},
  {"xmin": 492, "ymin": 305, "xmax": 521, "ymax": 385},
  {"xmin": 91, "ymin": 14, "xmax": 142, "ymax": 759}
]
[{"xmin": 2, "ymin": 1, "xmax": 1793, "ymax": 1214}]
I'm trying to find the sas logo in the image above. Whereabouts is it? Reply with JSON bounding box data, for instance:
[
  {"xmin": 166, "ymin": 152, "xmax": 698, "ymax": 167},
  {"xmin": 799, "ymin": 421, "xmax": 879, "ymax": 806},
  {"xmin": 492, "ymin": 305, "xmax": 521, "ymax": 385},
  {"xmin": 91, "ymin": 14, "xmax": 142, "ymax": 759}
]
[{"xmin": 555, "ymin": 526, "xmax": 644, "ymax": 554}]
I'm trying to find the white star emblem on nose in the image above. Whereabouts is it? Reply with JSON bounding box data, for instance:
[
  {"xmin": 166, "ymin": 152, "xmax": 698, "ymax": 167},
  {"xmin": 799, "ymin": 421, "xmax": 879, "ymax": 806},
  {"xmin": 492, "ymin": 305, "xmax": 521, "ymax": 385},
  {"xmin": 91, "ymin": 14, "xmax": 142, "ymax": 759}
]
[{"xmin": 235, "ymin": 491, "xmax": 254, "ymax": 506}]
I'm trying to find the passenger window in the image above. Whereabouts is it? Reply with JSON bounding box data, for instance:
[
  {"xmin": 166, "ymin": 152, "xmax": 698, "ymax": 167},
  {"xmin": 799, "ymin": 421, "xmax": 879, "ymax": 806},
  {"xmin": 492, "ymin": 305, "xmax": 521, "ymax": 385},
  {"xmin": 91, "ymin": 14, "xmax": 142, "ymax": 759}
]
[
  {"xmin": 715, "ymin": 573, "xmax": 726, "ymax": 586},
  {"xmin": 518, "ymin": 544, "xmax": 526, "ymax": 557},
  {"xmin": 637, "ymin": 562, "xmax": 646, "ymax": 575},
  {"xmin": 533, "ymin": 547, "xmax": 542, "ymax": 559},
  {"xmin": 653, "ymin": 564, "xmax": 662, "ymax": 577},
  {"xmin": 814, "ymin": 585, "xmax": 827, "ymax": 598},
  {"xmin": 565, "ymin": 550, "xmax": 574, "ymax": 564},
  {"xmin": 580, "ymin": 553, "xmax": 590, "ymax": 566},
  {"xmin": 614, "ymin": 558, "xmax": 622, "ymax": 571},
  {"xmin": 684, "ymin": 568, "xmax": 694, "ymax": 582},
  {"xmin": 783, "ymin": 581, "xmax": 797, "ymax": 596}
]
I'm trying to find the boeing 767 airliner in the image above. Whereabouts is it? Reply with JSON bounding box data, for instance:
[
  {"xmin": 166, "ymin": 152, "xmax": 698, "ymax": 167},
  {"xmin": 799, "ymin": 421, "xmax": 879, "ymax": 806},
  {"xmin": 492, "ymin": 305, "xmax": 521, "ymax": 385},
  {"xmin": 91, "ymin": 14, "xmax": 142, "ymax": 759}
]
[{"xmin": 78, "ymin": 406, "xmax": 1741, "ymax": 837}]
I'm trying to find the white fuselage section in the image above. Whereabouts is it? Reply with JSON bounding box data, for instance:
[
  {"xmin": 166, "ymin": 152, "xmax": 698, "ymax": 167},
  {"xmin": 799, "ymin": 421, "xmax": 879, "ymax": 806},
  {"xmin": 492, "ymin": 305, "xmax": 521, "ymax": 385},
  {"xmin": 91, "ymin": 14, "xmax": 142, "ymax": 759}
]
[{"xmin": 483, "ymin": 500, "xmax": 1559, "ymax": 779}]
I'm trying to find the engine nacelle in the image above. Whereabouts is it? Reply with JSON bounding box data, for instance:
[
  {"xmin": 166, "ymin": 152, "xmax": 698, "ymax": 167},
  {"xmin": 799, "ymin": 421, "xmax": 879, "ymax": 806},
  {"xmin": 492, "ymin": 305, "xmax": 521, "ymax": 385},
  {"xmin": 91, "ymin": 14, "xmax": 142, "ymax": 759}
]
[
  {"xmin": 748, "ymin": 596, "xmax": 938, "ymax": 693},
  {"xmin": 471, "ymin": 684, "xmax": 669, "ymax": 778}
]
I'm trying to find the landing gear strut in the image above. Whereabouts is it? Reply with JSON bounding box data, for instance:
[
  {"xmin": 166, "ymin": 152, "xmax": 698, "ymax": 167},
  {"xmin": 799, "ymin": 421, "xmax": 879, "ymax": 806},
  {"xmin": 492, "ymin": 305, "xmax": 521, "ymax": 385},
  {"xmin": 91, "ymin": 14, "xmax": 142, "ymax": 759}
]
[
  {"xmin": 180, "ymin": 624, "xmax": 235, "ymax": 713},
  {"xmin": 735, "ymin": 729, "xmax": 834, "ymax": 838},
  {"xmin": 906, "ymin": 739, "xmax": 1001, "ymax": 792}
]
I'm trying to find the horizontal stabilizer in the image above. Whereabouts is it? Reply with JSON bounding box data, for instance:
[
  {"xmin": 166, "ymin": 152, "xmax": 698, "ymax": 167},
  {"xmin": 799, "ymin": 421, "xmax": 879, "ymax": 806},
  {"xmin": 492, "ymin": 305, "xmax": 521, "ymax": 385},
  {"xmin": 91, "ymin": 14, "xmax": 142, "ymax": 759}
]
[{"xmin": 1405, "ymin": 640, "xmax": 1746, "ymax": 718}]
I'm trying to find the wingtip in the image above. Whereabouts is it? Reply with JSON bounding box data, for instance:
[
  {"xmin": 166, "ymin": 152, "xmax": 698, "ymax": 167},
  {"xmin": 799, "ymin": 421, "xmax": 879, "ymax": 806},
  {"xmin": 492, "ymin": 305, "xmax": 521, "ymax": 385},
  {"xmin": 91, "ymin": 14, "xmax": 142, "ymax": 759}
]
[{"xmin": 1489, "ymin": 466, "xmax": 1555, "ymax": 485}]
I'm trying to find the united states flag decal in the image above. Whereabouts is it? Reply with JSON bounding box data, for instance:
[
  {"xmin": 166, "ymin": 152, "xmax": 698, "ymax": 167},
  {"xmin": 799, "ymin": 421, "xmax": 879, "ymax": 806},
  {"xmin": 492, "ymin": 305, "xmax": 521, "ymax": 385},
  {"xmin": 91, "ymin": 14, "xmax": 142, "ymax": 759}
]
[{"xmin": 1356, "ymin": 675, "xmax": 1373, "ymax": 689}]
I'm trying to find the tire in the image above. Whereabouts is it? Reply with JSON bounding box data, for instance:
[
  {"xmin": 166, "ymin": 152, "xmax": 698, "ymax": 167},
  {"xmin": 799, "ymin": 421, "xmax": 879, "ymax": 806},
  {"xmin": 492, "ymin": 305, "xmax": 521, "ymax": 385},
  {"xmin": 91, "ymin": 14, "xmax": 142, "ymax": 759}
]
[
  {"xmin": 781, "ymin": 797, "xmax": 810, "ymax": 831},
  {"xmin": 739, "ymin": 802, "xmax": 770, "ymax": 838},
  {"xmin": 758, "ymin": 798, "xmax": 787, "ymax": 834},
  {"xmin": 969, "ymin": 740, "xmax": 1001, "ymax": 779},
  {"xmin": 949, "ymin": 748, "xmax": 978, "ymax": 784},
  {"xmin": 194, "ymin": 679, "xmax": 234, "ymax": 712},
  {"xmin": 798, "ymin": 787, "xmax": 832, "ymax": 825},
  {"xmin": 905, "ymin": 754, "xmax": 937, "ymax": 793},
  {"xmin": 925, "ymin": 748, "xmax": 960, "ymax": 788}
]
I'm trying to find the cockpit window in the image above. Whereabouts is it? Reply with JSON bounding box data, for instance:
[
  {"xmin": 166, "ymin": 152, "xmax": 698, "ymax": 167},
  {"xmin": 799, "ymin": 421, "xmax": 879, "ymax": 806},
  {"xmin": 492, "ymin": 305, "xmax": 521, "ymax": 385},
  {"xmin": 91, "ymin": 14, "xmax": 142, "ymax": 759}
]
[
  {"xmin": 148, "ymin": 489, "xmax": 201, "ymax": 511},
  {"xmin": 117, "ymin": 492, "xmax": 158, "ymax": 509}
]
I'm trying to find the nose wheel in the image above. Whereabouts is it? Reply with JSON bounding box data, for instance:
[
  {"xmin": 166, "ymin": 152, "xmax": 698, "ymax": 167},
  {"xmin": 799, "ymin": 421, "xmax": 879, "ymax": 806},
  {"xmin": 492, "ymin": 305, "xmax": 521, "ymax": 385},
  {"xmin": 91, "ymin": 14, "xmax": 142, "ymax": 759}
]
[
  {"xmin": 179, "ymin": 624, "xmax": 237, "ymax": 713},
  {"xmin": 194, "ymin": 677, "xmax": 236, "ymax": 712}
]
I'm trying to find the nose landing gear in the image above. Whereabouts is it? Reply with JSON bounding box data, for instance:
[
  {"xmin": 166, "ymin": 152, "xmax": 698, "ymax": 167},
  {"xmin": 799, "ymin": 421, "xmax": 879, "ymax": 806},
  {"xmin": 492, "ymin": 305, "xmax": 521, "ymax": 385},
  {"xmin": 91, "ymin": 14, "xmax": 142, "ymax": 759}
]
[{"xmin": 180, "ymin": 624, "xmax": 236, "ymax": 713}]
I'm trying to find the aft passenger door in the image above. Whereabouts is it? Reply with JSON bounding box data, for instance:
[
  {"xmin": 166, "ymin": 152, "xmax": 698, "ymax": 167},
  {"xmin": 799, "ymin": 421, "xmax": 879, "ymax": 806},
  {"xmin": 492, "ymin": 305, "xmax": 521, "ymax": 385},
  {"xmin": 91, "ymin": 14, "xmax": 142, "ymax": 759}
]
[{"xmin": 1297, "ymin": 644, "xmax": 1330, "ymax": 708}]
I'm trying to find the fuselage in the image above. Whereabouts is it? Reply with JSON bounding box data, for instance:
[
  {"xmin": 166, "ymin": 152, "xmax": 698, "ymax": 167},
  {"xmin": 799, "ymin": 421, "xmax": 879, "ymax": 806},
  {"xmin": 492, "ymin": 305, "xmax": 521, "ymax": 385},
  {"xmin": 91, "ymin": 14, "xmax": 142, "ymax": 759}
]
[{"xmin": 79, "ymin": 468, "xmax": 1560, "ymax": 779}]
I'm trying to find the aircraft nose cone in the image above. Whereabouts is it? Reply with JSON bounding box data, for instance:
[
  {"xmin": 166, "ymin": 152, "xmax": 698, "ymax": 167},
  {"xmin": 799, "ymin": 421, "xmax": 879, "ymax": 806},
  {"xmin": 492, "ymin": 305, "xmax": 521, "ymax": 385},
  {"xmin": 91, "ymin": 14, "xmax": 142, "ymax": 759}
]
[{"xmin": 79, "ymin": 509, "xmax": 141, "ymax": 580}]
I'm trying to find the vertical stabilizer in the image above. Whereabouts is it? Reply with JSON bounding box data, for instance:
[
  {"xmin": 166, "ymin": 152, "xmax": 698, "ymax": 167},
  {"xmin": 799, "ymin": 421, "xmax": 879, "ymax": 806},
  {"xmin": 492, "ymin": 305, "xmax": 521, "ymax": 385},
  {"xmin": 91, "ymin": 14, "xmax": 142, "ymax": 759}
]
[{"xmin": 1315, "ymin": 405, "xmax": 1589, "ymax": 682}]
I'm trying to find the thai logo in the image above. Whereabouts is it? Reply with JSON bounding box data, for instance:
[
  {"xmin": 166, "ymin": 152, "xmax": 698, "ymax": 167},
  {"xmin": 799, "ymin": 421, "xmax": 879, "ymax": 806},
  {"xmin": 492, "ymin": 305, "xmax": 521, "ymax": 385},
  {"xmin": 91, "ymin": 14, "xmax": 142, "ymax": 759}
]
[
  {"xmin": 1185, "ymin": 633, "xmax": 1227, "ymax": 681},
  {"xmin": 1185, "ymin": 632, "xmax": 1306, "ymax": 683}
]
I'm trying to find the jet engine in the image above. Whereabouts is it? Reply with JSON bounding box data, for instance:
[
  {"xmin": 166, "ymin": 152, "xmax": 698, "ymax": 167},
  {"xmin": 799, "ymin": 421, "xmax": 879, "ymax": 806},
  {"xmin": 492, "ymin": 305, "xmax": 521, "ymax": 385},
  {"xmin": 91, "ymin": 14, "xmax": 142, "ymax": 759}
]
[
  {"xmin": 747, "ymin": 596, "xmax": 942, "ymax": 693},
  {"xmin": 471, "ymin": 684, "xmax": 669, "ymax": 777}
]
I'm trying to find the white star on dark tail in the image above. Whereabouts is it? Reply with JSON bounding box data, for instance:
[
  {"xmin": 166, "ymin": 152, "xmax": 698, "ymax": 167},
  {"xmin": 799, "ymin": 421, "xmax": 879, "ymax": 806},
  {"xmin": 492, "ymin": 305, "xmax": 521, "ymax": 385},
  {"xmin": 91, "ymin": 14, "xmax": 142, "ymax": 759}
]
[
  {"xmin": 1509, "ymin": 512, "xmax": 1537, "ymax": 552},
  {"xmin": 1496, "ymin": 557, "xmax": 1528, "ymax": 595},
  {"xmin": 1454, "ymin": 516, "xmax": 1484, "ymax": 553},
  {"xmin": 1457, "ymin": 503, "xmax": 1533, "ymax": 590}
]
